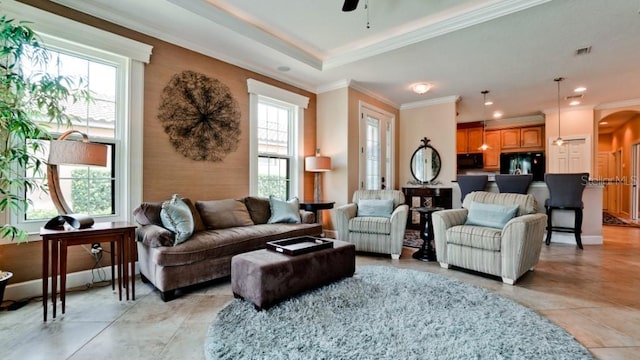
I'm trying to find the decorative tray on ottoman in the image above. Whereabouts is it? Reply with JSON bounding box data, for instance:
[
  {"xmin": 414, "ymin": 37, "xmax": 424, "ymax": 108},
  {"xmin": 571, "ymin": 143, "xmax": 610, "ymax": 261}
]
[{"xmin": 266, "ymin": 236, "xmax": 333, "ymax": 256}]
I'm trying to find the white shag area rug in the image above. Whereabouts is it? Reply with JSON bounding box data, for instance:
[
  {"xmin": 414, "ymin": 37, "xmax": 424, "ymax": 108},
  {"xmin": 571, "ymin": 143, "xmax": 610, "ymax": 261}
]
[{"xmin": 205, "ymin": 265, "xmax": 594, "ymax": 360}]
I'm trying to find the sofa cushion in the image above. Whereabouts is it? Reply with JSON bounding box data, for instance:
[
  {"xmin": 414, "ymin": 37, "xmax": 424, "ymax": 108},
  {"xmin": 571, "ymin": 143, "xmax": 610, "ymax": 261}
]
[
  {"xmin": 465, "ymin": 201, "xmax": 519, "ymax": 229},
  {"xmin": 161, "ymin": 195, "xmax": 195, "ymax": 245},
  {"xmin": 244, "ymin": 196, "xmax": 271, "ymax": 224},
  {"xmin": 446, "ymin": 225, "xmax": 502, "ymax": 251},
  {"xmin": 348, "ymin": 217, "xmax": 391, "ymax": 235},
  {"xmin": 133, "ymin": 202, "xmax": 164, "ymax": 226},
  {"xmin": 357, "ymin": 199, "xmax": 393, "ymax": 218},
  {"xmin": 196, "ymin": 199, "xmax": 255, "ymax": 229},
  {"xmin": 149, "ymin": 223, "xmax": 322, "ymax": 267},
  {"xmin": 268, "ymin": 196, "xmax": 301, "ymax": 224},
  {"xmin": 134, "ymin": 198, "xmax": 205, "ymax": 232}
]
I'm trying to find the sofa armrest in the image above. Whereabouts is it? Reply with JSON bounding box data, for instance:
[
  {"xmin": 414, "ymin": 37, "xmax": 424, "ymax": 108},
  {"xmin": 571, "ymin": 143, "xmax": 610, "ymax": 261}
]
[
  {"xmin": 500, "ymin": 213, "xmax": 547, "ymax": 280},
  {"xmin": 136, "ymin": 224, "xmax": 175, "ymax": 247},
  {"xmin": 432, "ymin": 209, "xmax": 468, "ymax": 263},
  {"xmin": 334, "ymin": 203, "xmax": 357, "ymax": 241},
  {"xmin": 300, "ymin": 210, "xmax": 315, "ymax": 224}
]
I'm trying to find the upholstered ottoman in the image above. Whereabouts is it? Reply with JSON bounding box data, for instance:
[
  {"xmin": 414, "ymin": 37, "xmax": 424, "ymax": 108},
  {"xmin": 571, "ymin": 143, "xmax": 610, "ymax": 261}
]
[{"xmin": 231, "ymin": 239, "xmax": 355, "ymax": 310}]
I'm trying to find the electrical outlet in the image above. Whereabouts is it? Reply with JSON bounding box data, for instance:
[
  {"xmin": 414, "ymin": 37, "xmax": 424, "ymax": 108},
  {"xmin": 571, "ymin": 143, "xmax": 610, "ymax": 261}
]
[{"xmin": 91, "ymin": 243, "xmax": 102, "ymax": 254}]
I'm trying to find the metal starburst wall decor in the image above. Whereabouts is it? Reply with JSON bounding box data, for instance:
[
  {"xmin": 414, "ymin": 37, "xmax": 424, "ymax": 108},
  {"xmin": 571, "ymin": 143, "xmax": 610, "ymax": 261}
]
[{"xmin": 158, "ymin": 71, "xmax": 241, "ymax": 161}]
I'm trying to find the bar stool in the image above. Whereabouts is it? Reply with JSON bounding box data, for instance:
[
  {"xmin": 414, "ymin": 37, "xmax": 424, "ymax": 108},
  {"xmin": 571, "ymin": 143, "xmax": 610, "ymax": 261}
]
[
  {"xmin": 495, "ymin": 174, "xmax": 533, "ymax": 194},
  {"xmin": 457, "ymin": 175, "xmax": 488, "ymax": 203},
  {"xmin": 544, "ymin": 173, "xmax": 589, "ymax": 249}
]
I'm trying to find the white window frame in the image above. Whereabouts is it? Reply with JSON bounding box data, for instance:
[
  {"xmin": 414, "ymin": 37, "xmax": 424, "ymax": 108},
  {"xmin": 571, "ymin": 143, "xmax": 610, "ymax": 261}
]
[
  {"xmin": 1, "ymin": 1, "xmax": 152, "ymax": 240},
  {"xmin": 247, "ymin": 79, "xmax": 308, "ymax": 199}
]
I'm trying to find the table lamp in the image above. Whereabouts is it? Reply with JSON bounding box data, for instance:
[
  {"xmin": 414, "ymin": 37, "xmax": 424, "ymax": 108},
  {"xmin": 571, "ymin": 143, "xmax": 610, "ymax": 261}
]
[
  {"xmin": 47, "ymin": 130, "xmax": 108, "ymax": 215},
  {"xmin": 304, "ymin": 149, "xmax": 331, "ymax": 202}
]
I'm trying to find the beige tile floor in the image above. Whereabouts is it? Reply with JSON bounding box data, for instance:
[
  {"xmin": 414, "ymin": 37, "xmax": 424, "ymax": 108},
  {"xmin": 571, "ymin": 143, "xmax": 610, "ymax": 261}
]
[{"xmin": 1, "ymin": 225, "xmax": 639, "ymax": 359}]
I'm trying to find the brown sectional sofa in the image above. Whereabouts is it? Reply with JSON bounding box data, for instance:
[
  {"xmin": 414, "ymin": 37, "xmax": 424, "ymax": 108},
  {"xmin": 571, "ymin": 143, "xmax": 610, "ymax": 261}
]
[{"xmin": 133, "ymin": 196, "xmax": 322, "ymax": 301}]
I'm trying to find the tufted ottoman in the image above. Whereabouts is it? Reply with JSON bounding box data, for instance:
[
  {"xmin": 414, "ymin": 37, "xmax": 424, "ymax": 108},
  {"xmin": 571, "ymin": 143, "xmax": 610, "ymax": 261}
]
[{"xmin": 231, "ymin": 238, "xmax": 355, "ymax": 310}]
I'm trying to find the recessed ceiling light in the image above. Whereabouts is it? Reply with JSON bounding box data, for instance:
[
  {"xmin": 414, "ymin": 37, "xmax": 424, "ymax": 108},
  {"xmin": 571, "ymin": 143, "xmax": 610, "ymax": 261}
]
[
  {"xmin": 493, "ymin": 111, "xmax": 503, "ymax": 118},
  {"xmin": 277, "ymin": 66, "xmax": 291, "ymax": 72},
  {"xmin": 574, "ymin": 86, "xmax": 587, "ymax": 92},
  {"xmin": 412, "ymin": 83, "xmax": 432, "ymax": 94},
  {"xmin": 600, "ymin": 121, "xmax": 609, "ymax": 125},
  {"xmin": 569, "ymin": 100, "xmax": 581, "ymax": 106}
]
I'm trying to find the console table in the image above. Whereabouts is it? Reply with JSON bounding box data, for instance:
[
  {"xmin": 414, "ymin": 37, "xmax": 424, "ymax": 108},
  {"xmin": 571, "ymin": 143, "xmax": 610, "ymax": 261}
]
[
  {"xmin": 402, "ymin": 187, "xmax": 452, "ymax": 231},
  {"xmin": 40, "ymin": 222, "xmax": 137, "ymax": 321}
]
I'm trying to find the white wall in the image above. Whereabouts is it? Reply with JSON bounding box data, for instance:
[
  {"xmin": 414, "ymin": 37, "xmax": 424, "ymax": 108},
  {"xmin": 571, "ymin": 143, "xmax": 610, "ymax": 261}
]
[{"xmin": 399, "ymin": 100, "xmax": 458, "ymax": 188}]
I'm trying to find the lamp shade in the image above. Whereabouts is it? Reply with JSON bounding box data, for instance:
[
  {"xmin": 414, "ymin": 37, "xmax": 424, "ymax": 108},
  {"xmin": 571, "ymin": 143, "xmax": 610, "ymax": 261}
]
[
  {"xmin": 48, "ymin": 140, "xmax": 108, "ymax": 166},
  {"xmin": 305, "ymin": 156, "xmax": 331, "ymax": 172}
]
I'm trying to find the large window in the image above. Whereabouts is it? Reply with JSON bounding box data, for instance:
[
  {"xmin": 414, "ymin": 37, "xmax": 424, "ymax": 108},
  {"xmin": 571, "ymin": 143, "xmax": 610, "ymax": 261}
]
[
  {"xmin": 247, "ymin": 79, "xmax": 308, "ymax": 200},
  {"xmin": 257, "ymin": 98, "xmax": 295, "ymax": 199},
  {"xmin": 22, "ymin": 46, "xmax": 118, "ymax": 221},
  {"xmin": 3, "ymin": 0, "xmax": 151, "ymax": 237}
]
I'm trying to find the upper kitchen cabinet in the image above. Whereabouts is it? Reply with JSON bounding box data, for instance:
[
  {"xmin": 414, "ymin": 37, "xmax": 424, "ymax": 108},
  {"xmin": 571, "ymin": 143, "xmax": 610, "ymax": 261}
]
[
  {"xmin": 456, "ymin": 127, "xmax": 483, "ymax": 154},
  {"xmin": 501, "ymin": 126, "xmax": 544, "ymax": 152}
]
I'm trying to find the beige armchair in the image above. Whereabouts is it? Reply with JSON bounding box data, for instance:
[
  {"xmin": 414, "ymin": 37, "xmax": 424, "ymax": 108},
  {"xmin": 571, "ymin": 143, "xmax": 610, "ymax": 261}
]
[
  {"xmin": 432, "ymin": 191, "xmax": 547, "ymax": 284},
  {"xmin": 334, "ymin": 190, "xmax": 408, "ymax": 259}
]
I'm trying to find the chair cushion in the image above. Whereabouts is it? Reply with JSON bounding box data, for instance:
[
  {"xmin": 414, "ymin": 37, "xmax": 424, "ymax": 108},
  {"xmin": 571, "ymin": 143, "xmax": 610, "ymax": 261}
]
[
  {"xmin": 465, "ymin": 201, "xmax": 519, "ymax": 229},
  {"xmin": 446, "ymin": 225, "xmax": 502, "ymax": 251},
  {"xmin": 462, "ymin": 191, "xmax": 537, "ymax": 216},
  {"xmin": 348, "ymin": 217, "xmax": 391, "ymax": 235},
  {"xmin": 357, "ymin": 199, "xmax": 393, "ymax": 218}
]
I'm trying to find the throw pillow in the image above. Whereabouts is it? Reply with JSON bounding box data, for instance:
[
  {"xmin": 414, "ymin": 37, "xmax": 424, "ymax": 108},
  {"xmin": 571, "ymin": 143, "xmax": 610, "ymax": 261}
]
[
  {"xmin": 244, "ymin": 196, "xmax": 271, "ymax": 224},
  {"xmin": 160, "ymin": 194, "xmax": 195, "ymax": 245},
  {"xmin": 196, "ymin": 199, "xmax": 255, "ymax": 229},
  {"xmin": 465, "ymin": 201, "xmax": 519, "ymax": 229},
  {"xmin": 268, "ymin": 196, "xmax": 301, "ymax": 224},
  {"xmin": 357, "ymin": 199, "xmax": 394, "ymax": 218}
]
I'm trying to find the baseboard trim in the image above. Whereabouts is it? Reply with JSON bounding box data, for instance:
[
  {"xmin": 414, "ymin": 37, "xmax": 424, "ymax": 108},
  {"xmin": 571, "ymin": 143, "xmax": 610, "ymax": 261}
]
[
  {"xmin": 545, "ymin": 232, "xmax": 602, "ymax": 245},
  {"xmin": 3, "ymin": 263, "xmax": 139, "ymax": 302}
]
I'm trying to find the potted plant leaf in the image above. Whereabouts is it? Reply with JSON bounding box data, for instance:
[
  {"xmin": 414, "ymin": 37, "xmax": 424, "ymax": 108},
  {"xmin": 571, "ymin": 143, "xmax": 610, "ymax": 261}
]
[{"xmin": 0, "ymin": 15, "xmax": 91, "ymax": 305}]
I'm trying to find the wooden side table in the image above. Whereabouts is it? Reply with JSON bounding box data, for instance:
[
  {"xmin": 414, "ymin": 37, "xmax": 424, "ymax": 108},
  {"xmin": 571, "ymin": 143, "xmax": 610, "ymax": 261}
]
[
  {"xmin": 299, "ymin": 201, "xmax": 335, "ymax": 225},
  {"xmin": 40, "ymin": 221, "xmax": 137, "ymax": 321},
  {"xmin": 411, "ymin": 207, "xmax": 444, "ymax": 262}
]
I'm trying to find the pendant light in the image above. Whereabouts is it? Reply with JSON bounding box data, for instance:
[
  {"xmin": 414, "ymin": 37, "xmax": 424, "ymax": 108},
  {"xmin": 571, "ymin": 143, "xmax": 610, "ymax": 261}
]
[
  {"xmin": 478, "ymin": 90, "xmax": 490, "ymax": 151},
  {"xmin": 553, "ymin": 77, "xmax": 565, "ymax": 146}
]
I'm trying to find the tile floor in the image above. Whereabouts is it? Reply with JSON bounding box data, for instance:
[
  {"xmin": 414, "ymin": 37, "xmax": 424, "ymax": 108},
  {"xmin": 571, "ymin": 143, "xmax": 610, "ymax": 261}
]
[{"xmin": 1, "ymin": 225, "xmax": 639, "ymax": 359}]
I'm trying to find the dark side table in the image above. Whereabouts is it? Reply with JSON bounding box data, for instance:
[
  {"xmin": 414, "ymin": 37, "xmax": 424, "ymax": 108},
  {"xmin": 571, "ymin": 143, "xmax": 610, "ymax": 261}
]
[
  {"xmin": 411, "ymin": 207, "xmax": 444, "ymax": 262},
  {"xmin": 299, "ymin": 201, "xmax": 335, "ymax": 225}
]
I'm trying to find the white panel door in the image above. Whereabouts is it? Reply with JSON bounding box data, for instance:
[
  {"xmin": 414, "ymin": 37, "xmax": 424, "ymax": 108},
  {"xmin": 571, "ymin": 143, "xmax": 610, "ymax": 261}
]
[
  {"xmin": 359, "ymin": 105, "xmax": 394, "ymax": 190},
  {"xmin": 548, "ymin": 136, "xmax": 591, "ymax": 174}
]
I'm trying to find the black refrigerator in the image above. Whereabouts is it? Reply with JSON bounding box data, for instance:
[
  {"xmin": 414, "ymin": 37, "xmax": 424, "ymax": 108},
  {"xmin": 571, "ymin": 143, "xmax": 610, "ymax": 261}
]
[{"xmin": 499, "ymin": 152, "xmax": 545, "ymax": 181}]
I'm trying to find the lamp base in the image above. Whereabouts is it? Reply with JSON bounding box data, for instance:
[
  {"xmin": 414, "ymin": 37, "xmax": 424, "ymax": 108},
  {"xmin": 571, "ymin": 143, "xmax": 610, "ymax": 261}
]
[{"xmin": 314, "ymin": 172, "xmax": 322, "ymax": 202}]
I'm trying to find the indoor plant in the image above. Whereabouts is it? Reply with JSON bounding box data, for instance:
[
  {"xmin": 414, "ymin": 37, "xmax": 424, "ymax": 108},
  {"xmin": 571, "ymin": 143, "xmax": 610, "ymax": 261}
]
[{"xmin": 0, "ymin": 15, "xmax": 90, "ymax": 303}]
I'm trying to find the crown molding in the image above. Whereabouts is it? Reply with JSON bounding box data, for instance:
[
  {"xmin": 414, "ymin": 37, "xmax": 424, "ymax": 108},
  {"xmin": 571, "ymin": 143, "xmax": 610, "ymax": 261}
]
[
  {"xmin": 316, "ymin": 80, "xmax": 352, "ymax": 94},
  {"xmin": 400, "ymin": 96, "xmax": 461, "ymax": 110},
  {"xmin": 323, "ymin": 0, "xmax": 551, "ymax": 69},
  {"xmin": 595, "ymin": 98, "xmax": 640, "ymax": 110},
  {"xmin": 348, "ymin": 82, "xmax": 399, "ymax": 109}
]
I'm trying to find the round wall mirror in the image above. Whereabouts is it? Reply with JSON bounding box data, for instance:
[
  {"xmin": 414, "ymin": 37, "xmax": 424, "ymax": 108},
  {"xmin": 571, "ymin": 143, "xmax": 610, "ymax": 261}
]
[{"xmin": 410, "ymin": 137, "xmax": 442, "ymax": 184}]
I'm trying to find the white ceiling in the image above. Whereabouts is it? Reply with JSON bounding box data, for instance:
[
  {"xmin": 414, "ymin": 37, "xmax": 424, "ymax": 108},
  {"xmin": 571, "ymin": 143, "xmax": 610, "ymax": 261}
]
[{"xmin": 51, "ymin": 0, "xmax": 640, "ymax": 124}]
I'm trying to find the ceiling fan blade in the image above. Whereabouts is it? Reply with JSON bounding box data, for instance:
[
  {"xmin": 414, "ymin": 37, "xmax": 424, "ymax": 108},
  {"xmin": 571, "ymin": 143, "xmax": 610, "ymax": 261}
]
[{"xmin": 342, "ymin": 0, "xmax": 359, "ymax": 12}]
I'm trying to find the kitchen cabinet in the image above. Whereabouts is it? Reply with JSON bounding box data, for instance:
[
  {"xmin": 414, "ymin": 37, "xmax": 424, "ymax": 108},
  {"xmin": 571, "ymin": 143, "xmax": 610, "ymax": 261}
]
[
  {"xmin": 483, "ymin": 130, "xmax": 501, "ymax": 169},
  {"xmin": 501, "ymin": 129, "xmax": 520, "ymax": 149},
  {"xmin": 520, "ymin": 126, "xmax": 543, "ymax": 148},
  {"xmin": 501, "ymin": 126, "xmax": 544, "ymax": 152},
  {"xmin": 456, "ymin": 127, "xmax": 483, "ymax": 154}
]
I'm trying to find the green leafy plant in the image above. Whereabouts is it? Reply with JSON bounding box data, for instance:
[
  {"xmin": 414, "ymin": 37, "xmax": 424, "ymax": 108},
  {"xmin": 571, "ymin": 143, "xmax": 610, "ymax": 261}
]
[{"xmin": 0, "ymin": 16, "xmax": 90, "ymax": 241}]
